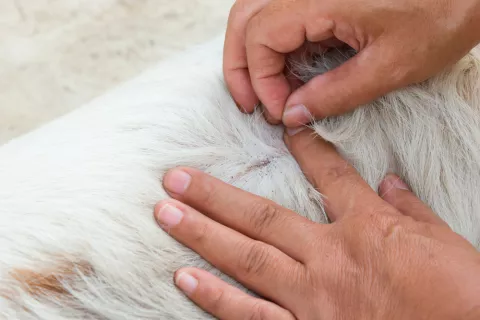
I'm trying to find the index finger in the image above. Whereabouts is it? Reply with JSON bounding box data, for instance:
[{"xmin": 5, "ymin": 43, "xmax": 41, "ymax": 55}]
[
  {"xmin": 162, "ymin": 167, "xmax": 317, "ymax": 261},
  {"xmin": 223, "ymin": 0, "xmax": 270, "ymax": 113},
  {"xmin": 244, "ymin": 3, "xmax": 307, "ymax": 122},
  {"xmin": 284, "ymin": 128, "xmax": 396, "ymax": 221}
]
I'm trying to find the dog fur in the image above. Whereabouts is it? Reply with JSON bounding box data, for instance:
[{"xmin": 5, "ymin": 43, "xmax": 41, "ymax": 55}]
[{"xmin": 0, "ymin": 35, "xmax": 479, "ymax": 319}]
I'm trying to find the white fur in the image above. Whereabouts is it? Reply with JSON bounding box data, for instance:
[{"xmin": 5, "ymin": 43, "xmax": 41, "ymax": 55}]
[{"xmin": 0, "ymin": 35, "xmax": 479, "ymax": 319}]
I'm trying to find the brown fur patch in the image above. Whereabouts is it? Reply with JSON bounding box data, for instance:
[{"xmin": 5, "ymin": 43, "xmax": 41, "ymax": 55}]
[{"xmin": 9, "ymin": 260, "xmax": 94, "ymax": 298}]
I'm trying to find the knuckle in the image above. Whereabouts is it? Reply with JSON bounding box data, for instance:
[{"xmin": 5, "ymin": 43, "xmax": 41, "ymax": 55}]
[
  {"xmin": 358, "ymin": 207, "xmax": 395, "ymax": 226},
  {"xmin": 247, "ymin": 200, "xmax": 281, "ymax": 235},
  {"xmin": 229, "ymin": 0, "xmax": 241, "ymax": 16},
  {"xmin": 195, "ymin": 178, "xmax": 218, "ymax": 208},
  {"xmin": 229, "ymin": 0, "xmax": 248, "ymax": 16},
  {"xmin": 317, "ymin": 162, "xmax": 357, "ymax": 189},
  {"xmin": 326, "ymin": 163, "xmax": 356, "ymax": 181},
  {"xmin": 204, "ymin": 285, "xmax": 229, "ymax": 314},
  {"xmin": 249, "ymin": 52, "xmax": 282, "ymax": 79},
  {"xmin": 190, "ymin": 220, "xmax": 212, "ymax": 245},
  {"xmin": 229, "ymin": 10, "xmax": 245, "ymax": 32},
  {"xmin": 229, "ymin": 0, "xmax": 244, "ymax": 19},
  {"xmin": 373, "ymin": 50, "xmax": 413, "ymax": 87},
  {"xmin": 248, "ymin": 301, "xmax": 271, "ymax": 320},
  {"xmin": 236, "ymin": 241, "xmax": 271, "ymax": 278},
  {"xmin": 385, "ymin": 54, "xmax": 416, "ymax": 84},
  {"xmin": 415, "ymin": 222, "xmax": 435, "ymax": 237},
  {"xmin": 245, "ymin": 14, "xmax": 262, "ymax": 37},
  {"xmin": 365, "ymin": 212, "xmax": 404, "ymax": 237},
  {"xmin": 371, "ymin": 204, "xmax": 399, "ymax": 219},
  {"xmin": 229, "ymin": 0, "xmax": 257, "ymax": 31},
  {"xmin": 343, "ymin": 207, "xmax": 400, "ymax": 239}
]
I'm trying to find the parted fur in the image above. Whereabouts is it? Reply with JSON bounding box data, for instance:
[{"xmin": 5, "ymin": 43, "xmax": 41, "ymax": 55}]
[{"xmin": 0, "ymin": 35, "xmax": 479, "ymax": 319}]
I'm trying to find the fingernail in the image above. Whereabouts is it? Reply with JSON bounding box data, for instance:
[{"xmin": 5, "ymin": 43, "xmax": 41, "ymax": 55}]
[
  {"xmin": 164, "ymin": 169, "xmax": 191, "ymax": 195},
  {"xmin": 235, "ymin": 102, "xmax": 249, "ymax": 114},
  {"xmin": 262, "ymin": 105, "xmax": 281, "ymax": 124},
  {"xmin": 156, "ymin": 204, "xmax": 184, "ymax": 228},
  {"xmin": 286, "ymin": 126, "xmax": 306, "ymax": 136},
  {"xmin": 237, "ymin": 104, "xmax": 247, "ymax": 113},
  {"xmin": 384, "ymin": 174, "xmax": 409, "ymax": 191},
  {"xmin": 175, "ymin": 272, "xmax": 198, "ymax": 295},
  {"xmin": 263, "ymin": 106, "xmax": 272, "ymax": 119},
  {"xmin": 283, "ymin": 104, "xmax": 311, "ymax": 126}
]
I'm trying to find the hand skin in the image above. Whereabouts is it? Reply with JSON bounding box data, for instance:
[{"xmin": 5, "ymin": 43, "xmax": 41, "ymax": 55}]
[
  {"xmin": 154, "ymin": 128, "xmax": 480, "ymax": 320},
  {"xmin": 223, "ymin": 0, "xmax": 480, "ymax": 126}
]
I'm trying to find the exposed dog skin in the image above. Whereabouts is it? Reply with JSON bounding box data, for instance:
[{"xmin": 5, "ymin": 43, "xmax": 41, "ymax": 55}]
[{"xmin": 0, "ymin": 35, "xmax": 479, "ymax": 319}]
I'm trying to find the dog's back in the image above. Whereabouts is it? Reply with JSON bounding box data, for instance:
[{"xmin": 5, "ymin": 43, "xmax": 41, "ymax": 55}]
[{"xmin": 0, "ymin": 36, "xmax": 479, "ymax": 319}]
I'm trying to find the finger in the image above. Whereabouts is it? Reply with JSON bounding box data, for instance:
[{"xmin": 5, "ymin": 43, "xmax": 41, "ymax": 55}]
[
  {"xmin": 245, "ymin": 41, "xmax": 292, "ymax": 122},
  {"xmin": 224, "ymin": 0, "xmax": 270, "ymax": 113},
  {"xmin": 379, "ymin": 174, "xmax": 449, "ymax": 227},
  {"xmin": 284, "ymin": 128, "xmax": 396, "ymax": 222},
  {"xmin": 162, "ymin": 168, "xmax": 316, "ymax": 261},
  {"xmin": 262, "ymin": 104, "xmax": 282, "ymax": 125},
  {"xmin": 154, "ymin": 199, "xmax": 304, "ymax": 306},
  {"xmin": 283, "ymin": 41, "xmax": 406, "ymax": 126},
  {"xmin": 244, "ymin": 2, "xmax": 309, "ymax": 122},
  {"xmin": 174, "ymin": 268, "xmax": 295, "ymax": 320}
]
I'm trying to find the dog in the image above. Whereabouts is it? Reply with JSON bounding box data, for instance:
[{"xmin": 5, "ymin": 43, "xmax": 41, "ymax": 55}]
[{"xmin": 0, "ymin": 35, "xmax": 479, "ymax": 319}]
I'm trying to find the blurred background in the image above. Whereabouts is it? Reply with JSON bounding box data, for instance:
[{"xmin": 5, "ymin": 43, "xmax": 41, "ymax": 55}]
[{"xmin": 0, "ymin": 0, "xmax": 234, "ymax": 144}]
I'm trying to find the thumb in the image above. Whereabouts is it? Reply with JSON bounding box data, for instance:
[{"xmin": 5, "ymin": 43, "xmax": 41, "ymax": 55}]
[
  {"xmin": 282, "ymin": 43, "xmax": 404, "ymax": 127},
  {"xmin": 379, "ymin": 174, "xmax": 449, "ymax": 227}
]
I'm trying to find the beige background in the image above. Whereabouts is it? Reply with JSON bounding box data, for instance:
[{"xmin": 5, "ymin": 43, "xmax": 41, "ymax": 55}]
[{"xmin": 0, "ymin": 0, "xmax": 234, "ymax": 144}]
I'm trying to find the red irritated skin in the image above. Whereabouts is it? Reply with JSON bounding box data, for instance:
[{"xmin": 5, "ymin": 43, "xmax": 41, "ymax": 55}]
[
  {"xmin": 222, "ymin": 0, "xmax": 480, "ymax": 127},
  {"xmin": 155, "ymin": 127, "xmax": 480, "ymax": 320}
]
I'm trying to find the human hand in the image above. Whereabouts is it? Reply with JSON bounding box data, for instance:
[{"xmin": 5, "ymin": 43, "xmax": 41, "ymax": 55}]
[
  {"xmin": 224, "ymin": 0, "xmax": 480, "ymax": 127},
  {"xmin": 154, "ymin": 128, "xmax": 480, "ymax": 320}
]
